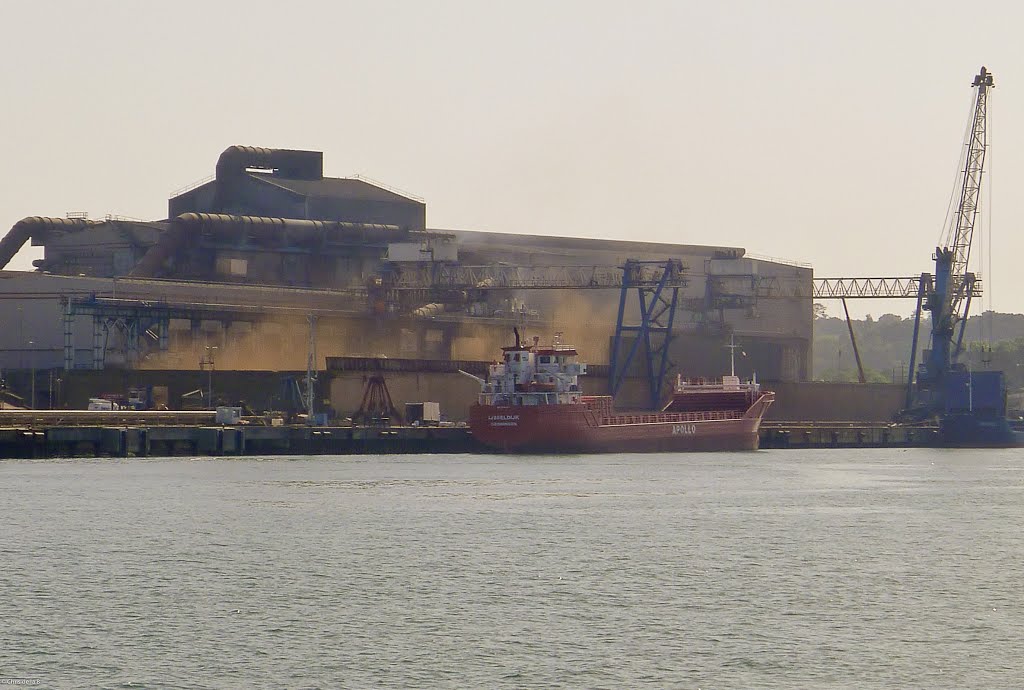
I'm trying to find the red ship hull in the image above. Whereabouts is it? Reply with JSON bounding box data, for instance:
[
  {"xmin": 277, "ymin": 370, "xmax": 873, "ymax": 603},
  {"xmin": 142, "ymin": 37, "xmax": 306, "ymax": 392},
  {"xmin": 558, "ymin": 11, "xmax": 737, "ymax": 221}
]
[{"xmin": 470, "ymin": 393, "xmax": 774, "ymax": 454}]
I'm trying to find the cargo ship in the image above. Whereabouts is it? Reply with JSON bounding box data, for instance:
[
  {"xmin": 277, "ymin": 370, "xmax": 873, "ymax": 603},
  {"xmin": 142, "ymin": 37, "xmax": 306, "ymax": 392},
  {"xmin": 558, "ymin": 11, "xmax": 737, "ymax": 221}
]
[{"xmin": 468, "ymin": 330, "xmax": 774, "ymax": 453}]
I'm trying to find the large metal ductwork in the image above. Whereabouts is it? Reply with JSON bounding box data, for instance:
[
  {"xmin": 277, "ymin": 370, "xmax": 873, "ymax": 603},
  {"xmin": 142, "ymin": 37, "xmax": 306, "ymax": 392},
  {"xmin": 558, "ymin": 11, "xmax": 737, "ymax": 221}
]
[
  {"xmin": 213, "ymin": 146, "xmax": 324, "ymax": 211},
  {"xmin": 129, "ymin": 213, "xmax": 404, "ymax": 278},
  {"xmin": 128, "ymin": 220, "xmax": 189, "ymax": 278},
  {"xmin": 0, "ymin": 216, "xmax": 102, "ymax": 270},
  {"xmin": 411, "ymin": 303, "xmax": 448, "ymax": 317},
  {"xmin": 215, "ymin": 146, "xmax": 324, "ymax": 181},
  {"xmin": 175, "ymin": 213, "xmax": 400, "ymax": 236}
]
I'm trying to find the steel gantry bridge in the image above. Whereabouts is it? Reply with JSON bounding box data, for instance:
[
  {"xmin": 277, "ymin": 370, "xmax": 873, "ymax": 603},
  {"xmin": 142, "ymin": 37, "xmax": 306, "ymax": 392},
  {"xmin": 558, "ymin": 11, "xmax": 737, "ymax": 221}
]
[
  {"xmin": 808, "ymin": 273, "xmax": 981, "ymax": 386},
  {"xmin": 812, "ymin": 276, "xmax": 925, "ymax": 299},
  {"xmin": 748, "ymin": 274, "xmax": 980, "ymax": 300}
]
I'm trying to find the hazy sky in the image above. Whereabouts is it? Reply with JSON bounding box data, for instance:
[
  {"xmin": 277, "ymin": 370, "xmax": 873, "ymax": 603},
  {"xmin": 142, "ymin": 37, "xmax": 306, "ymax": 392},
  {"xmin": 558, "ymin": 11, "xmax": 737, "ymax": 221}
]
[{"xmin": 2, "ymin": 0, "xmax": 1023, "ymax": 318}]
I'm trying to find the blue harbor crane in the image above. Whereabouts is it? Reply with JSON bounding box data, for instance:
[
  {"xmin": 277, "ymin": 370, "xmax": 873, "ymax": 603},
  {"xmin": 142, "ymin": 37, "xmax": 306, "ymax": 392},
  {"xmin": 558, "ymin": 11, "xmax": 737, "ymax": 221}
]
[
  {"xmin": 907, "ymin": 67, "xmax": 991, "ymax": 410},
  {"xmin": 902, "ymin": 67, "xmax": 1020, "ymax": 444}
]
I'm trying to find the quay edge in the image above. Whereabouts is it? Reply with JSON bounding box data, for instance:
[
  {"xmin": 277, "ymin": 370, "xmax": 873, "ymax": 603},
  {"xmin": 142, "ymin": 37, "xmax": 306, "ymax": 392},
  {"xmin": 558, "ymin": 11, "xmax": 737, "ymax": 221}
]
[{"xmin": 0, "ymin": 421, "xmax": 944, "ymax": 458}]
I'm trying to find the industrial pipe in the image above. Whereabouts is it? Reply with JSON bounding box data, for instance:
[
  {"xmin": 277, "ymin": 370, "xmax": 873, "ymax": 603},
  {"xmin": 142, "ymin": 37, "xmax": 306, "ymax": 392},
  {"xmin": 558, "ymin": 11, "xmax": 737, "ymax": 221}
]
[
  {"xmin": 213, "ymin": 146, "xmax": 324, "ymax": 210},
  {"xmin": 129, "ymin": 214, "xmax": 406, "ymax": 278},
  {"xmin": 215, "ymin": 146, "xmax": 323, "ymax": 181},
  {"xmin": 128, "ymin": 221, "xmax": 188, "ymax": 277},
  {"xmin": 411, "ymin": 303, "xmax": 447, "ymax": 317},
  {"xmin": 176, "ymin": 213, "xmax": 400, "ymax": 236},
  {"xmin": 0, "ymin": 216, "xmax": 102, "ymax": 270}
]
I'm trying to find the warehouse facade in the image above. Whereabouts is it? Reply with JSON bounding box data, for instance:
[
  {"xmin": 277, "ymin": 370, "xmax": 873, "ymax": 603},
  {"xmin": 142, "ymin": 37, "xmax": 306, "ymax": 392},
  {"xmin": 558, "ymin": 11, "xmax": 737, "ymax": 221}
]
[{"xmin": 0, "ymin": 146, "xmax": 811, "ymax": 385}]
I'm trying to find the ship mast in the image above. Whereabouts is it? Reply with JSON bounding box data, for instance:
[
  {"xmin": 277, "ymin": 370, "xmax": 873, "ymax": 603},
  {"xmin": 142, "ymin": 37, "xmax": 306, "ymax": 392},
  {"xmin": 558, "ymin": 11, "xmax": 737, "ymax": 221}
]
[{"xmin": 726, "ymin": 334, "xmax": 740, "ymax": 377}]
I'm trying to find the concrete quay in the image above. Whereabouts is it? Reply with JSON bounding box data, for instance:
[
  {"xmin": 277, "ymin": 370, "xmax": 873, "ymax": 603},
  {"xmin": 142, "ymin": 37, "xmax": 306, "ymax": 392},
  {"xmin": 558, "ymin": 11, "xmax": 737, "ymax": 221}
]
[
  {"xmin": 0, "ymin": 423, "xmax": 481, "ymax": 459},
  {"xmin": 759, "ymin": 422, "xmax": 940, "ymax": 449},
  {"xmin": 0, "ymin": 417, "xmax": 942, "ymax": 459}
]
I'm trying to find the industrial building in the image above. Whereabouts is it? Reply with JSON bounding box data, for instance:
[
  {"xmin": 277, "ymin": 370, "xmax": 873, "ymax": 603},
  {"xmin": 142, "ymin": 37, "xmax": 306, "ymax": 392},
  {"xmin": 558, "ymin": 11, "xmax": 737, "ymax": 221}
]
[{"xmin": 0, "ymin": 146, "xmax": 812, "ymax": 414}]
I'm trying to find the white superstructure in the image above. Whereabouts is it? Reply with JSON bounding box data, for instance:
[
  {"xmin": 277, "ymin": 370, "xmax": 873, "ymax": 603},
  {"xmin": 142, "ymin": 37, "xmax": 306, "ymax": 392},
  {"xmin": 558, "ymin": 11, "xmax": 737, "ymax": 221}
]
[{"xmin": 478, "ymin": 330, "xmax": 587, "ymax": 407}]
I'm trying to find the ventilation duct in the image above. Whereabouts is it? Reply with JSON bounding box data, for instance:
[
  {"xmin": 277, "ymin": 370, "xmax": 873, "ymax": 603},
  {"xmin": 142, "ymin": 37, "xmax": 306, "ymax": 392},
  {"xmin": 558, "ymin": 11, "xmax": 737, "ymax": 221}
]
[
  {"xmin": 129, "ymin": 213, "xmax": 404, "ymax": 278},
  {"xmin": 215, "ymin": 146, "xmax": 323, "ymax": 181},
  {"xmin": 0, "ymin": 216, "xmax": 102, "ymax": 270}
]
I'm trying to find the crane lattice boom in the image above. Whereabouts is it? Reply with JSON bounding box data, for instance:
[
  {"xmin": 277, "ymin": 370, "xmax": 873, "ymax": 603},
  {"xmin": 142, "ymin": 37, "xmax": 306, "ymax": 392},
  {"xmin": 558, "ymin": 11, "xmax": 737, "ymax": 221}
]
[{"xmin": 943, "ymin": 66, "xmax": 993, "ymax": 317}]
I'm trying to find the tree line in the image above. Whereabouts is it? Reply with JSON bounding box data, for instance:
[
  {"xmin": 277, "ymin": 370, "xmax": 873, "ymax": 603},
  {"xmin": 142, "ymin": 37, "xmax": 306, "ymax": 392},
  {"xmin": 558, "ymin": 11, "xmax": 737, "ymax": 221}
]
[{"xmin": 813, "ymin": 308, "xmax": 1024, "ymax": 392}]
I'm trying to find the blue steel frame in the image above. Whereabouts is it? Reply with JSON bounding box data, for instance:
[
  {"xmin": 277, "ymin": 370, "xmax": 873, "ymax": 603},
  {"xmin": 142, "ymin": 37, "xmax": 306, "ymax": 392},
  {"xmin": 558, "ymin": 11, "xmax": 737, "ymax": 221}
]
[{"xmin": 608, "ymin": 260, "xmax": 681, "ymax": 410}]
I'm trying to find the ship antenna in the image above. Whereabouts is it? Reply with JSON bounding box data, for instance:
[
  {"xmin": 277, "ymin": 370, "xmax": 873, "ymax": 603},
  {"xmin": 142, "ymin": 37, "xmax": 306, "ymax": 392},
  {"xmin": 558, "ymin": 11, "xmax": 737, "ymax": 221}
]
[
  {"xmin": 726, "ymin": 334, "xmax": 740, "ymax": 377},
  {"xmin": 513, "ymin": 327, "xmax": 521, "ymax": 349}
]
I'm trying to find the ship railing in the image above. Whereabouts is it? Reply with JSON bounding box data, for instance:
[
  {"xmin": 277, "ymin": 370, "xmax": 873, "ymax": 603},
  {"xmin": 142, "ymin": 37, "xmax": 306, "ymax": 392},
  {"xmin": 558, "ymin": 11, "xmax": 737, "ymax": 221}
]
[
  {"xmin": 600, "ymin": 410, "xmax": 744, "ymax": 426},
  {"xmin": 675, "ymin": 381, "xmax": 760, "ymax": 394},
  {"xmin": 677, "ymin": 376, "xmax": 758, "ymax": 387},
  {"xmin": 479, "ymin": 393, "xmax": 514, "ymax": 406},
  {"xmin": 480, "ymin": 392, "xmax": 566, "ymax": 406},
  {"xmin": 583, "ymin": 397, "xmax": 614, "ymax": 415}
]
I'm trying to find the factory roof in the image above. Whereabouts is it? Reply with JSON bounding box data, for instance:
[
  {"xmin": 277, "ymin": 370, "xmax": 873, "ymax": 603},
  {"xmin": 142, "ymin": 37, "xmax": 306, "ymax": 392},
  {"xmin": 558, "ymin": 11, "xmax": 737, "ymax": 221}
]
[
  {"xmin": 248, "ymin": 173, "xmax": 424, "ymax": 205},
  {"xmin": 441, "ymin": 227, "xmax": 746, "ymax": 260}
]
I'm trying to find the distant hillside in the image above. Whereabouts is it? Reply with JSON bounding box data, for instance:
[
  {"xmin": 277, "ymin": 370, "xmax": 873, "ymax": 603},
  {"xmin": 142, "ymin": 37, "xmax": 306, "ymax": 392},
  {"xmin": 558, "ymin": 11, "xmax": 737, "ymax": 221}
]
[{"xmin": 813, "ymin": 309, "xmax": 1024, "ymax": 389}]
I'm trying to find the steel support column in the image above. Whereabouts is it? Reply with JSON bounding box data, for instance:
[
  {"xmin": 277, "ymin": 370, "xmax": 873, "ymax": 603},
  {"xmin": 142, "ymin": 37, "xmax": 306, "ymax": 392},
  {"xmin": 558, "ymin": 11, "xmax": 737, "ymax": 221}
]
[
  {"xmin": 609, "ymin": 259, "xmax": 683, "ymax": 409},
  {"xmin": 63, "ymin": 297, "xmax": 74, "ymax": 371},
  {"xmin": 92, "ymin": 316, "xmax": 105, "ymax": 370},
  {"xmin": 158, "ymin": 318, "xmax": 169, "ymax": 352}
]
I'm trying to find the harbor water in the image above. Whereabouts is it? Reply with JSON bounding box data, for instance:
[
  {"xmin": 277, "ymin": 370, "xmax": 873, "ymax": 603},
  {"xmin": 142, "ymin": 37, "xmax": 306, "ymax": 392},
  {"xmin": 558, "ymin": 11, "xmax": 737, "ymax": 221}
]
[{"xmin": 2, "ymin": 449, "xmax": 1022, "ymax": 689}]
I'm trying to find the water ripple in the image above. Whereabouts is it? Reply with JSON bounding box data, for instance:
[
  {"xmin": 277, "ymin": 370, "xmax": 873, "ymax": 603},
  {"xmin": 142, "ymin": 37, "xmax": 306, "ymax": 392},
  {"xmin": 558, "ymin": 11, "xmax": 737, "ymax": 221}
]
[{"xmin": 1, "ymin": 449, "xmax": 1022, "ymax": 688}]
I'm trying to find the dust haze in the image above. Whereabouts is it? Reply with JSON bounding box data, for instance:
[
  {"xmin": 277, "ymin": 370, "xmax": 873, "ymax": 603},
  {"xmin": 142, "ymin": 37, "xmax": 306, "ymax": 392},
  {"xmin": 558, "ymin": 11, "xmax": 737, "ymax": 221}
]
[{"xmin": 137, "ymin": 290, "xmax": 624, "ymax": 371}]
